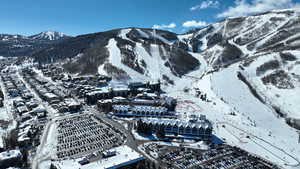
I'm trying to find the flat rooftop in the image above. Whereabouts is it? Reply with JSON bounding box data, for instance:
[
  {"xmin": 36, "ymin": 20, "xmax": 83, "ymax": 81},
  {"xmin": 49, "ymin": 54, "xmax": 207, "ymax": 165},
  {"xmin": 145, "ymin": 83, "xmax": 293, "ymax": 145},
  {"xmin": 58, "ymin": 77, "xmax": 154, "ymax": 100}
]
[{"xmin": 53, "ymin": 145, "xmax": 144, "ymax": 169}]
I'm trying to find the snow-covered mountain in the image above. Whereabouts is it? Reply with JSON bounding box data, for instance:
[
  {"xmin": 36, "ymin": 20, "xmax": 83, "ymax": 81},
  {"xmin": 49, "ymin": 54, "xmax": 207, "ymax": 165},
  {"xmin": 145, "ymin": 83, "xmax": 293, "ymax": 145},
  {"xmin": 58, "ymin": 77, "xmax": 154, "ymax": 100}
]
[
  {"xmin": 2, "ymin": 9, "xmax": 298, "ymax": 126},
  {"xmin": 0, "ymin": 31, "xmax": 70, "ymax": 57},
  {"xmin": 36, "ymin": 8, "xmax": 300, "ymax": 127},
  {"xmin": 31, "ymin": 9, "xmax": 300, "ymax": 123},
  {"xmin": 2, "ymin": 8, "xmax": 300, "ymax": 168},
  {"xmin": 29, "ymin": 31, "xmax": 70, "ymax": 41},
  {"xmin": 34, "ymin": 28, "xmax": 200, "ymax": 80},
  {"xmin": 0, "ymin": 34, "xmax": 28, "ymax": 41}
]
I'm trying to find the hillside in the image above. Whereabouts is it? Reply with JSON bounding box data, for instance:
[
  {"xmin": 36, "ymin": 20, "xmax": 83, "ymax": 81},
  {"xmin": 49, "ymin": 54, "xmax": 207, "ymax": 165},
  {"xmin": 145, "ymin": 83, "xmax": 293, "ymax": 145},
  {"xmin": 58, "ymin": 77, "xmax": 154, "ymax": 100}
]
[
  {"xmin": 175, "ymin": 9, "xmax": 300, "ymax": 120},
  {"xmin": 33, "ymin": 28, "xmax": 200, "ymax": 80},
  {"xmin": 1, "ymin": 9, "xmax": 300, "ymax": 126},
  {"xmin": 28, "ymin": 9, "xmax": 300, "ymax": 120}
]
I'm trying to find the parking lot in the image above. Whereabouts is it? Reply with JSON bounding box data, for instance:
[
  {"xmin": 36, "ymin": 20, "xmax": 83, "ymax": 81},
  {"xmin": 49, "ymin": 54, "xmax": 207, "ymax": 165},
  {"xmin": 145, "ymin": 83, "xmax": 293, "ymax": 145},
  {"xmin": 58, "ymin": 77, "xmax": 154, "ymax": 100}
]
[
  {"xmin": 143, "ymin": 143, "xmax": 280, "ymax": 169},
  {"xmin": 55, "ymin": 114, "xmax": 125, "ymax": 159}
]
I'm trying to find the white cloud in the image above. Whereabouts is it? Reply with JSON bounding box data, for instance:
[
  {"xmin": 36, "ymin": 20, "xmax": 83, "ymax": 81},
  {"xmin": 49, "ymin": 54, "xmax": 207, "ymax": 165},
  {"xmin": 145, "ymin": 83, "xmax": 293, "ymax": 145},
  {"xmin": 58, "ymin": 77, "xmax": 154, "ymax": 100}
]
[
  {"xmin": 217, "ymin": 0, "xmax": 300, "ymax": 18},
  {"xmin": 152, "ymin": 23, "xmax": 176, "ymax": 29},
  {"xmin": 182, "ymin": 20, "xmax": 208, "ymax": 28},
  {"xmin": 190, "ymin": 0, "xmax": 220, "ymax": 11}
]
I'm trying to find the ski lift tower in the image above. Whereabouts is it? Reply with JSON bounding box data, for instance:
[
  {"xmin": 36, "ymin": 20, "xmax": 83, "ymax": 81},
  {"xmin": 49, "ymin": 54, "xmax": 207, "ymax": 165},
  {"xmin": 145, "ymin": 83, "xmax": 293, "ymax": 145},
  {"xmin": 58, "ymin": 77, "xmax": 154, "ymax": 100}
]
[{"xmin": 298, "ymin": 130, "xmax": 300, "ymax": 143}]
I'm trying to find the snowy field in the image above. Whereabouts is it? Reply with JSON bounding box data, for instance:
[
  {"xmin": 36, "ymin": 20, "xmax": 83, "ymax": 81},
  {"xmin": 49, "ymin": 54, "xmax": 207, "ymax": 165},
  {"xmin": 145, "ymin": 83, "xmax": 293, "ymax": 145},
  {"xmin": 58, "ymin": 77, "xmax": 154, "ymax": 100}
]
[
  {"xmin": 241, "ymin": 51, "xmax": 300, "ymax": 119},
  {"xmin": 164, "ymin": 62, "xmax": 300, "ymax": 168}
]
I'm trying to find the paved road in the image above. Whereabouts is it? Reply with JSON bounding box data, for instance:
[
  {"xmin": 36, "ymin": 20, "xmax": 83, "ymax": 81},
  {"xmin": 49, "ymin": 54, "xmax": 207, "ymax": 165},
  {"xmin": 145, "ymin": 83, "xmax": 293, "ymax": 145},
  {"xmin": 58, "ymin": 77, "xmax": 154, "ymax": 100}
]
[{"xmin": 90, "ymin": 107, "xmax": 141, "ymax": 150}]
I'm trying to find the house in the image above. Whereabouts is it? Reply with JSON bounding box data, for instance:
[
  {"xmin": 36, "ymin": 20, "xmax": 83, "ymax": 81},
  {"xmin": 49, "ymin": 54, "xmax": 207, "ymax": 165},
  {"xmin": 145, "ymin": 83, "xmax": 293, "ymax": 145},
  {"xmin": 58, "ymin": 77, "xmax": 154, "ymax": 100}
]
[
  {"xmin": 129, "ymin": 82, "xmax": 146, "ymax": 90},
  {"xmin": 97, "ymin": 99, "xmax": 112, "ymax": 113},
  {"xmin": 0, "ymin": 137, "xmax": 5, "ymax": 152},
  {"xmin": 8, "ymin": 88, "xmax": 19, "ymax": 97},
  {"xmin": 13, "ymin": 98, "xmax": 25, "ymax": 108},
  {"xmin": 147, "ymin": 81, "xmax": 161, "ymax": 92},
  {"xmin": 21, "ymin": 91, "xmax": 34, "ymax": 100},
  {"xmin": 30, "ymin": 105, "xmax": 47, "ymax": 119},
  {"xmin": 17, "ymin": 106, "xmax": 29, "ymax": 115},
  {"xmin": 86, "ymin": 89, "xmax": 112, "ymax": 104},
  {"xmin": 0, "ymin": 149, "xmax": 22, "ymax": 168},
  {"xmin": 112, "ymin": 87, "xmax": 130, "ymax": 97},
  {"xmin": 26, "ymin": 100, "xmax": 39, "ymax": 110},
  {"xmin": 0, "ymin": 98, "xmax": 3, "ymax": 107},
  {"xmin": 160, "ymin": 96, "xmax": 177, "ymax": 111},
  {"xmin": 64, "ymin": 98, "xmax": 81, "ymax": 112},
  {"xmin": 128, "ymin": 82, "xmax": 147, "ymax": 95},
  {"xmin": 43, "ymin": 92, "xmax": 60, "ymax": 104}
]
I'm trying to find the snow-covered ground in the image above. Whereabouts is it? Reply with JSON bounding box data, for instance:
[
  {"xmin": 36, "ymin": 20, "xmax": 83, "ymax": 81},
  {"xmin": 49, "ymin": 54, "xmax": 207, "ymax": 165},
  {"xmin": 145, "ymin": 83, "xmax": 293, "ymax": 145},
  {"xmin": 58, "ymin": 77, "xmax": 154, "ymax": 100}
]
[
  {"xmin": 33, "ymin": 121, "xmax": 57, "ymax": 169},
  {"xmin": 31, "ymin": 67, "xmax": 57, "ymax": 85},
  {"xmin": 210, "ymin": 64, "xmax": 300, "ymax": 168},
  {"xmin": 33, "ymin": 45, "xmax": 300, "ymax": 168},
  {"xmin": 0, "ymin": 69, "xmax": 18, "ymax": 149},
  {"xmin": 164, "ymin": 61, "xmax": 300, "ymax": 168},
  {"xmin": 98, "ymin": 38, "xmax": 179, "ymax": 83},
  {"xmin": 99, "ymin": 39, "xmax": 148, "ymax": 81},
  {"xmin": 240, "ymin": 51, "xmax": 300, "ymax": 119},
  {"xmin": 118, "ymin": 43, "xmax": 300, "ymax": 167}
]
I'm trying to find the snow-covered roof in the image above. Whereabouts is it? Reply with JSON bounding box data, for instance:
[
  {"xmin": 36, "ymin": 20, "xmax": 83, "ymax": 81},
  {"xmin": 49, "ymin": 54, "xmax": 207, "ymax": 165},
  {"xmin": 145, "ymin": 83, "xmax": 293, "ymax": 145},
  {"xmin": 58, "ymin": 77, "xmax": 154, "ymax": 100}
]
[
  {"xmin": 112, "ymin": 87, "xmax": 130, "ymax": 92},
  {"xmin": 64, "ymin": 98, "xmax": 80, "ymax": 106},
  {"xmin": 0, "ymin": 137, "xmax": 4, "ymax": 149},
  {"xmin": 112, "ymin": 96, "xmax": 126, "ymax": 100},
  {"xmin": 98, "ymin": 99, "xmax": 112, "ymax": 103},
  {"xmin": 132, "ymin": 106, "xmax": 168, "ymax": 113},
  {"xmin": 44, "ymin": 92, "xmax": 58, "ymax": 99},
  {"xmin": 112, "ymin": 105, "xmax": 130, "ymax": 111},
  {"xmin": 31, "ymin": 105, "xmax": 46, "ymax": 113},
  {"xmin": 53, "ymin": 145, "xmax": 144, "ymax": 169},
  {"xmin": 149, "ymin": 81, "xmax": 160, "ymax": 85},
  {"xmin": 141, "ymin": 118, "xmax": 212, "ymax": 129},
  {"xmin": 0, "ymin": 149, "xmax": 22, "ymax": 161},
  {"xmin": 87, "ymin": 89, "xmax": 111, "ymax": 96}
]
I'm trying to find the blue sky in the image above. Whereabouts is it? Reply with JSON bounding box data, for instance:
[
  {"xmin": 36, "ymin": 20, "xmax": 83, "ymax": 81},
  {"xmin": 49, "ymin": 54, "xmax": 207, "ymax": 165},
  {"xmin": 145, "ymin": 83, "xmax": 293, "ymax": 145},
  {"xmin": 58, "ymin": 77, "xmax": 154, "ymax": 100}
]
[{"xmin": 0, "ymin": 0, "xmax": 299, "ymax": 36}]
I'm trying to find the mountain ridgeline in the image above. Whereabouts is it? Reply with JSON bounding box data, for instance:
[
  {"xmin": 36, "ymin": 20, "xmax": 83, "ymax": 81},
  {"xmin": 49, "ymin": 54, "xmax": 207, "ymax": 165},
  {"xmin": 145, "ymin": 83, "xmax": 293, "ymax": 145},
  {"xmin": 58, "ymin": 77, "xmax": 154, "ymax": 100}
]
[
  {"xmin": 0, "ymin": 31, "xmax": 71, "ymax": 58},
  {"xmin": 1, "ymin": 9, "xmax": 300, "ymax": 80}
]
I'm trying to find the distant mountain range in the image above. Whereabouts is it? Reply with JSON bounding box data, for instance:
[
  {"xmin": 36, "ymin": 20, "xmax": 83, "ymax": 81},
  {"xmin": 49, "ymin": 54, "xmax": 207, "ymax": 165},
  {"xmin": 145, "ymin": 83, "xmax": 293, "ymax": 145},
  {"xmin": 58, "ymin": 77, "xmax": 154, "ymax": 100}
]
[
  {"xmin": 29, "ymin": 31, "xmax": 70, "ymax": 41},
  {"xmin": 0, "ymin": 31, "xmax": 71, "ymax": 57},
  {"xmin": 1, "ymin": 10, "xmax": 299, "ymax": 76}
]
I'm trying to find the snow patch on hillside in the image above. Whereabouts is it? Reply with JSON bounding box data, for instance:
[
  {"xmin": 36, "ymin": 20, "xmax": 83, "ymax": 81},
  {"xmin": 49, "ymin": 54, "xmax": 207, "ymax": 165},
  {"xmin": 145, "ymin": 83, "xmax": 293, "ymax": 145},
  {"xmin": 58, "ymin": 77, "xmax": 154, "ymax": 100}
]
[
  {"xmin": 242, "ymin": 51, "xmax": 300, "ymax": 119},
  {"xmin": 118, "ymin": 29, "xmax": 132, "ymax": 41},
  {"xmin": 136, "ymin": 29, "xmax": 150, "ymax": 39},
  {"xmin": 100, "ymin": 38, "xmax": 148, "ymax": 81}
]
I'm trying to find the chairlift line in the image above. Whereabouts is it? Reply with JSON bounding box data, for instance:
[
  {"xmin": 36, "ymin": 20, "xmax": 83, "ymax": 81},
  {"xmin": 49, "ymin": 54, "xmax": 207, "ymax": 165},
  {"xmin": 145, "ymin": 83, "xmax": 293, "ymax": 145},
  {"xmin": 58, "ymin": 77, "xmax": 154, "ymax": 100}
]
[{"xmin": 153, "ymin": 28, "xmax": 161, "ymax": 82}]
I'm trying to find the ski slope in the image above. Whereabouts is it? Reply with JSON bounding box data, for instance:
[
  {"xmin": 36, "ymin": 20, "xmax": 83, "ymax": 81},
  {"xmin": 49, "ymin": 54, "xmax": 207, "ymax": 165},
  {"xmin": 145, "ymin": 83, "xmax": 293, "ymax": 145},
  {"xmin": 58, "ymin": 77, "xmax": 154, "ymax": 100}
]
[{"xmin": 166, "ymin": 62, "xmax": 300, "ymax": 168}]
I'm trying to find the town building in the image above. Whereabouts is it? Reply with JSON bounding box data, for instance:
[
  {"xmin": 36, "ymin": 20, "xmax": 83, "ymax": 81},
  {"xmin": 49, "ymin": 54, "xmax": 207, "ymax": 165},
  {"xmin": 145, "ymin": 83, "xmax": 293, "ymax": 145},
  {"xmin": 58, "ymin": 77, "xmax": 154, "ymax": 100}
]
[
  {"xmin": 0, "ymin": 149, "xmax": 22, "ymax": 168},
  {"xmin": 136, "ymin": 116, "xmax": 213, "ymax": 140},
  {"xmin": 52, "ymin": 145, "xmax": 145, "ymax": 169},
  {"xmin": 64, "ymin": 98, "xmax": 81, "ymax": 112},
  {"xmin": 112, "ymin": 105, "xmax": 176, "ymax": 118}
]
